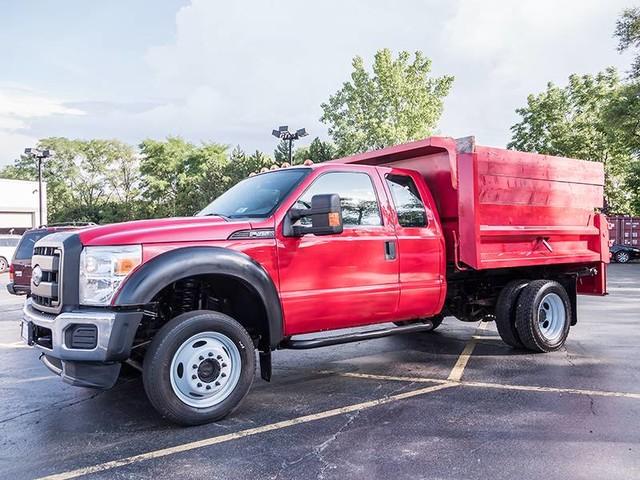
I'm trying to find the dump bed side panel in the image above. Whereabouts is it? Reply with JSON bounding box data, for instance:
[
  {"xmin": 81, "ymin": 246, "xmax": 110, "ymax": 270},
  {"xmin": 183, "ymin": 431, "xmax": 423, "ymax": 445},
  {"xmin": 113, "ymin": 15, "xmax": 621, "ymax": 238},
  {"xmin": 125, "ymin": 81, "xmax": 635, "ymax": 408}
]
[{"xmin": 458, "ymin": 146, "xmax": 607, "ymax": 271}]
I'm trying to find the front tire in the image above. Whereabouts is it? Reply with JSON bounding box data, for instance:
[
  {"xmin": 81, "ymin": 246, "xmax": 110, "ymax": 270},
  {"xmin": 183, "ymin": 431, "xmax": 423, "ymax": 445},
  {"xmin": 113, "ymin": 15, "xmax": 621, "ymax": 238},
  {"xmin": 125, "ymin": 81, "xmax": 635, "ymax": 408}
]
[
  {"xmin": 143, "ymin": 310, "xmax": 255, "ymax": 426},
  {"xmin": 0, "ymin": 257, "xmax": 7, "ymax": 272},
  {"xmin": 515, "ymin": 280, "xmax": 571, "ymax": 353}
]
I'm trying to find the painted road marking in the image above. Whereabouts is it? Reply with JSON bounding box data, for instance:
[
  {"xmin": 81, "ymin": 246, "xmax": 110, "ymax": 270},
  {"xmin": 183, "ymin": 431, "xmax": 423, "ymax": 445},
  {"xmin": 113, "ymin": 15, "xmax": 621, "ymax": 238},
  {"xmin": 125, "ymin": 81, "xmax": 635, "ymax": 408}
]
[
  {"xmin": 0, "ymin": 341, "xmax": 29, "ymax": 350},
  {"xmin": 1, "ymin": 375, "xmax": 58, "ymax": 385},
  {"xmin": 463, "ymin": 380, "xmax": 640, "ymax": 400},
  {"xmin": 34, "ymin": 321, "xmax": 639, "ymax": 480},
  {"xmin": 338, "ymin": 372, "xmax": 640, "ymax": 401},
  {"xmin": 36, "ymin": 382, "xmax": 458, "ymax": 480},
  {"xmin": 34, "ymin": 320, "xmax": 495, "ymax": 479},
  {"xmin": 447, "ymin": 322, "xmax": 488, "ymax": 382}
]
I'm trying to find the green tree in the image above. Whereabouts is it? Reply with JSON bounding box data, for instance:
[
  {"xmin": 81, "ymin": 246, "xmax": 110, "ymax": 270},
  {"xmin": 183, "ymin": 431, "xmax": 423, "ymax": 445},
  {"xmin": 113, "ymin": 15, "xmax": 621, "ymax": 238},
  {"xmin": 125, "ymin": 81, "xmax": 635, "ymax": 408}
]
[
  {"xmin": 308, "ymin": 137, "xmax": 336, "ymax": 163},
  {"xmin": 138, "ymin": 137, "xmax": 198, "ymax": 217},
  {"xmin": 321, "ymin": 49, "xmax": 453, "ymax": 156},
  {"xmin": 227, "ymin": 146, "xmax": 272, "ymax": 180},
  {"xmin": 273, "ymin": 140, "xmax": 291, "ymax": 164},
  {"xmin": 138, "ymin": 137, "xmax": 231, "ymax": 217},
  {"xmin": 0, "ymin": 137, "xmax": 137, "ymax": 223},
  {"xmin": 615, "ymin": 7, "xmax": 640, "ymax": 78},
  {"xmin": 508, "ymin": 68, "xmax": 636, "ymax": 214}
]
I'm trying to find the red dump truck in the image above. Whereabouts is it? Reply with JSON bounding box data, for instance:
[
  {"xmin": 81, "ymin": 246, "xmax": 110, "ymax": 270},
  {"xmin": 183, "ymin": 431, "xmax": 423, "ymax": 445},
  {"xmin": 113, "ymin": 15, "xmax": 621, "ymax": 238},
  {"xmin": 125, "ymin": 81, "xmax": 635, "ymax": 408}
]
[{"xmin": 21, "ymin": 136, "xmax": 608, "ymax": 425}]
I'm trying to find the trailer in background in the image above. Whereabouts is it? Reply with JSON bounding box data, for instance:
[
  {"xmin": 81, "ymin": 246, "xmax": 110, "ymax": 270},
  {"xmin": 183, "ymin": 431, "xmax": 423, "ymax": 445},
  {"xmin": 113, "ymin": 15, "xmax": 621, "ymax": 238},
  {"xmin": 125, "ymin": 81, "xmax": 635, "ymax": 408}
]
[{"xmin": 607, "ymin": 215, "xmax": 640, "ymax": 247}]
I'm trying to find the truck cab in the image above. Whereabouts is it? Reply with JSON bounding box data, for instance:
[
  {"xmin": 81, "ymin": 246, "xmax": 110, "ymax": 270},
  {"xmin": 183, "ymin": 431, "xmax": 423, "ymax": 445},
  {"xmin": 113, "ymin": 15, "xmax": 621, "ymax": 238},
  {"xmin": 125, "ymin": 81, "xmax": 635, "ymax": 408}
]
[{"xmin": 20, "ymin": 136, "xmax": 608, "ymax": 425}]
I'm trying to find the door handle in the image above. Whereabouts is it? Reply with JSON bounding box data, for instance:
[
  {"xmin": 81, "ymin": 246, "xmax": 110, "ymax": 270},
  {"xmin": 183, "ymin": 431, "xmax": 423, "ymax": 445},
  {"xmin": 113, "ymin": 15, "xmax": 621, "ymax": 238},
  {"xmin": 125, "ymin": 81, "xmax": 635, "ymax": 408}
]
[{"xmin": 384, "ymin": 240, "xmax": 397, "ymax": 260}]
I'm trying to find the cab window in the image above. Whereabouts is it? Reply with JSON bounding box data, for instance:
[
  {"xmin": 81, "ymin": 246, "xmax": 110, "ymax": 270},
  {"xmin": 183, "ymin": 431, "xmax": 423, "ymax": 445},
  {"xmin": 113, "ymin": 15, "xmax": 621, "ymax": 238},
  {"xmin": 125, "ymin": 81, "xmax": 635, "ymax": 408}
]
[
  {"xmin": 386, "ymin": 174, "xmax": 427, "ymax": 227},
  {"xmin": 295, "ymin": 172, "xmax": 382, "ymax": 226}
]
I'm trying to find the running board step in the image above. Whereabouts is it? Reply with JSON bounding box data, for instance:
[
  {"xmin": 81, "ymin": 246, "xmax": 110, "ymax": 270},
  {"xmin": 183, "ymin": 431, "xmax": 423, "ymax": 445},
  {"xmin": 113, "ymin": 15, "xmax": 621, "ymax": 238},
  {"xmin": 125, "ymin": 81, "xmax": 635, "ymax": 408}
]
[{"xmin": 280, "ymin": 321, "xmax": 433, "ymax": 350}]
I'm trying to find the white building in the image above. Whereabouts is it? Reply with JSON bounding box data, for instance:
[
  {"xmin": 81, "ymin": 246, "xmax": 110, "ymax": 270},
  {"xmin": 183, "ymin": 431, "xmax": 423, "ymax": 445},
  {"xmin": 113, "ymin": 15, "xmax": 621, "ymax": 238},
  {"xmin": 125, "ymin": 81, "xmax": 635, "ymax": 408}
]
[{"xmin": 0, "ymin": 178, "xmax": 47, "ymax": 234}]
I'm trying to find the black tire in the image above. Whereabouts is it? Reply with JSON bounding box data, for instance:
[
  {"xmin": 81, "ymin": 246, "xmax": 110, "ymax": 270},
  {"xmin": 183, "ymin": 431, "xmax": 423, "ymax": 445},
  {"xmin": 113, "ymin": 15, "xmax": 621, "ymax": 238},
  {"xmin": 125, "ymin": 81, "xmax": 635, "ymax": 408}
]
[
  {"xmin": 394, "ymin": 315, "xmax": 444, "ymax": 331},
  {"xmin": 495, "ymin": 280, "xmax": 528, "ymax": 349},
  {"xmin": 0, "ymin": 257, "xmax": 7, "ymax": 272},
  {"xmin": 515, "ymin": 280, "xmax": 571, "ymax": 353},
  {"xmin": 615, "ymin": 251, "xmax": 630, "ymax": 263},
  {"xmin": 143, "ymin": 310, "xmax": 256, "ymax": 426}
]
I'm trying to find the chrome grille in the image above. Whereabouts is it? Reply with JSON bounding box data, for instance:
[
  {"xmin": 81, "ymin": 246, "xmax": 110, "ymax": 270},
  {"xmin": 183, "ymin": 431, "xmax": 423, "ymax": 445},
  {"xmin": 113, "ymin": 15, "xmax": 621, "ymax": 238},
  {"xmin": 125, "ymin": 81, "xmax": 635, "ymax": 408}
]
[{"xmin": 31, "ymin": 245, "xmax": 63, "ymax": 313}]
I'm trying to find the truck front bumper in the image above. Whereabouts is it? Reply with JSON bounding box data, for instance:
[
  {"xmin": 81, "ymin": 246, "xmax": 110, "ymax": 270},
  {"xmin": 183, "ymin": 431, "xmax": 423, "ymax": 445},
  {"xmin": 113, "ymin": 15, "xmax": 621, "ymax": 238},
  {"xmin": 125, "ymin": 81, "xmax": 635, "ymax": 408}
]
[{"xmin": 21, "ymin": 299, "xmax": 143, "ymax": 389}]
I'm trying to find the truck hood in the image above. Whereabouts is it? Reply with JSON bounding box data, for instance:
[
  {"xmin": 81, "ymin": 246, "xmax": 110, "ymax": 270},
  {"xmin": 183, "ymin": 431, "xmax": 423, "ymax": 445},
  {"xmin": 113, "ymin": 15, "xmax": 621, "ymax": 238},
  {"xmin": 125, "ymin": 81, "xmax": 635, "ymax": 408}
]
[{"xmin": 77, "ymin": 216, "xmax": 258, "ymax": 246}]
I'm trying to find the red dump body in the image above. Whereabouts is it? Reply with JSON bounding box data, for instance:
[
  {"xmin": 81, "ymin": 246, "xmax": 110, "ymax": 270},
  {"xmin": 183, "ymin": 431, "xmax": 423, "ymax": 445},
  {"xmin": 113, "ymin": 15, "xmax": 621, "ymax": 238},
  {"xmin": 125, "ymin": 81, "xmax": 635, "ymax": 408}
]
[{"xmin": 334, "ymin": 136, "xmax": 608, "ymax": 294}]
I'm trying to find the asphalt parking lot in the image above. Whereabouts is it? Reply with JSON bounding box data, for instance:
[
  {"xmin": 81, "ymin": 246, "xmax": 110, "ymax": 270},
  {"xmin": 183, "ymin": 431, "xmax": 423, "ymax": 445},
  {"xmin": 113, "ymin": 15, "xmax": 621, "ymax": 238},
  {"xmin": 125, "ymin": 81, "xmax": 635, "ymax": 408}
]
[{"xmin": 0, "ymin": 264, "xmax": 639, "ymax": 480}]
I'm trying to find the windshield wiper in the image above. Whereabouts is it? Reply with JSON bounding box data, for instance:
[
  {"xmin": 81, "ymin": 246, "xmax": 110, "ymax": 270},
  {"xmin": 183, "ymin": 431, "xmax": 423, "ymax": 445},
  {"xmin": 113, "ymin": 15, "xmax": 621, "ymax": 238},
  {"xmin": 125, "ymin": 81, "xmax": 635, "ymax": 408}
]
[{"xmin": 203, "ymin": 212, "xmax": 231, "ymax": 220}]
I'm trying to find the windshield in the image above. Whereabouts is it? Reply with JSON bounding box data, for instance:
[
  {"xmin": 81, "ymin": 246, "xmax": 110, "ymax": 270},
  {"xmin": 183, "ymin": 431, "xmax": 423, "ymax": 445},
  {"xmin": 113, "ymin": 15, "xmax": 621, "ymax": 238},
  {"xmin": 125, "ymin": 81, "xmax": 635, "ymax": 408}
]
[
  {"xmin": 198, "ymin": 168, "xmax": 310, "ymax": 218},
  {"xmin": 15, "ymin": 231, "xmax": 49, "ymax": 260}
]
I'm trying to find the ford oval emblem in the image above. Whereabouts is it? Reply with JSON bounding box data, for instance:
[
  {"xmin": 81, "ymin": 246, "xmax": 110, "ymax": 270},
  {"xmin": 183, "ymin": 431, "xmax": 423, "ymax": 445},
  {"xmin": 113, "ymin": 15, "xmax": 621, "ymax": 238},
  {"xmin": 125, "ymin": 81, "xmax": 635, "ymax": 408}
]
[{"xmin": 32, "ymin": 265, "xmax": 43, "ymax": 287}]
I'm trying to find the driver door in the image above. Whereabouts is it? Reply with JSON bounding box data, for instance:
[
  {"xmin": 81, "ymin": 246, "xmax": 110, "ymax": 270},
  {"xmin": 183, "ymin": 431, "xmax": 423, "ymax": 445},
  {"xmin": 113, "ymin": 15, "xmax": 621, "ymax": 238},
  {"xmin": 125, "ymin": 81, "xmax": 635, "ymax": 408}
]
[{"xmin": 276, "ymin": 168, "xmax": 399, "ymax": 336}]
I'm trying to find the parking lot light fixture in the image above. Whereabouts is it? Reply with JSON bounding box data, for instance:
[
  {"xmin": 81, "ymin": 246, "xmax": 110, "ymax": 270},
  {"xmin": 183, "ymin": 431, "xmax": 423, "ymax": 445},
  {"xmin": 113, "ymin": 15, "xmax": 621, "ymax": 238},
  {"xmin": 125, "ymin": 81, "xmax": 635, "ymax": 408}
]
[{"xmin": 271, "ymin": 126, "xmax": 308, "ymax": 164}]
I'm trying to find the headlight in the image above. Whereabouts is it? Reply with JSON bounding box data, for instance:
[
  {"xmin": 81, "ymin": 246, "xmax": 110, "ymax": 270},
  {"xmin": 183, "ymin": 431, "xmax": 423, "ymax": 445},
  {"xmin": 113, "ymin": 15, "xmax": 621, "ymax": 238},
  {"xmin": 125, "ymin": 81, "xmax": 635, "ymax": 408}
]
[{"xmin": 79, "ymin": 245, "xmax": 142, "ymax": 306}]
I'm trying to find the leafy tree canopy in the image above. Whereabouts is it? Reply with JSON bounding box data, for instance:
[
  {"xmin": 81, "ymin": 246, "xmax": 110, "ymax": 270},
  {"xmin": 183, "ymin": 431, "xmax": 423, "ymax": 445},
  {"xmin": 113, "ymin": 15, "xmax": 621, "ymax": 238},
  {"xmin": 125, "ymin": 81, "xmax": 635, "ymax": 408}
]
[
  {"xmin": 508, "ymin": 68, "xmax": 639, "ymax": 214},
  {"xmin": 0, "ymin": 137, "xmax": 137, "ymax": 223},
  {"xmin": 615, "ymin": 7, "xmax": 640, "ymax": 78},
  {"xmin": 321, "ymin": 49, "xmax": 453, "ymax": 156}
]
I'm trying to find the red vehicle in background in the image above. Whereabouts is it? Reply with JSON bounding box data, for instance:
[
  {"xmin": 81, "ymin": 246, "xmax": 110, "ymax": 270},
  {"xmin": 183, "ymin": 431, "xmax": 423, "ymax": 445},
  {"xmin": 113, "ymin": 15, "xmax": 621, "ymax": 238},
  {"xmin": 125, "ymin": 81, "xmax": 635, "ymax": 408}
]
[
  {"xmin": 7, "ymin": 223, "xmax": 94, "ymax": 295},
  {"xmin": 19, "ymin": 136, "xmax": 608, "ymax": 425}
]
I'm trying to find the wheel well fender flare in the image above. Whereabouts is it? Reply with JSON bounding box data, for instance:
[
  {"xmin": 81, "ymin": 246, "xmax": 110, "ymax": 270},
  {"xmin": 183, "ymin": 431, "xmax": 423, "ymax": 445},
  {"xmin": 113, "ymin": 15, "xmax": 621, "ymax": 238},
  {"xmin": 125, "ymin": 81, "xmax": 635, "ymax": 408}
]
[{"xmin": 113, "ymin": 246, "xmax": 284, "ymax": 349}]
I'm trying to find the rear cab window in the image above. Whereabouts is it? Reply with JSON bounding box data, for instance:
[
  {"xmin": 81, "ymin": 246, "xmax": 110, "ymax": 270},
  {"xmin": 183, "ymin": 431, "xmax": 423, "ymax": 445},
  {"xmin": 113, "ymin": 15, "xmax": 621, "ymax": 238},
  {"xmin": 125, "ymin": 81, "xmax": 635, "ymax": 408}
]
[{"xmin": 385, "ymin": 174, "xmax": 428, "ymax": 228}]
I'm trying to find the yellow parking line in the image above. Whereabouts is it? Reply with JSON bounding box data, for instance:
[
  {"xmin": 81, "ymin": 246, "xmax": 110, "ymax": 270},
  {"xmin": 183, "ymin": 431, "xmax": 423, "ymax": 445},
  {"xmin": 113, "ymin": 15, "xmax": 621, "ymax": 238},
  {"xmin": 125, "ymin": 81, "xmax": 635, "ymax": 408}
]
[
  {"xmin": 36, "ymin": 382, "xmax": 458, "ymax": 480},
  {"xmin": 462, "ymin": 381, "xmax": 640, "ymax": 400},
  {"xmin": 339, "ymin": 371, "xmax": 448, "ymax": 384},
  {"xmin": 447, "ymin": 322, "xmax": 488, "ymax": 382},
  {"xmin": 337, "ymin": 372, "xmax": 640, "ymax": 401}
]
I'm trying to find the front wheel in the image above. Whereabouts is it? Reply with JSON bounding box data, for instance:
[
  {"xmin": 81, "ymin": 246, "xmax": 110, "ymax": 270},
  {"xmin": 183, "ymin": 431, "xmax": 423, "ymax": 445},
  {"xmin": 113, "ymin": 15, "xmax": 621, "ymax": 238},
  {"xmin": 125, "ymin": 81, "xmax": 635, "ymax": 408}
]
[
  {"xmin": 515, "ymin": 280, "xmax": 571, "ymax": 353},
  {"xmin": 0, "ymin": 257, "xmax": 7, "ymax": 272},
  {"xmin": 143, "ymin": 310, "xmax": 256, "ymax": 426}
]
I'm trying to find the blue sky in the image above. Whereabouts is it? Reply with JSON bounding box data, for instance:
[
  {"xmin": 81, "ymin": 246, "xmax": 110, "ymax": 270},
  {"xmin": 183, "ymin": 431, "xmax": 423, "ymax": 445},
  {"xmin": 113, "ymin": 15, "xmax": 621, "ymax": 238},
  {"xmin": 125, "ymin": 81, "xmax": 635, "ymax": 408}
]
[{"xmin": 0, "ymin": 0, "xmax": 635, "ymax": 165}]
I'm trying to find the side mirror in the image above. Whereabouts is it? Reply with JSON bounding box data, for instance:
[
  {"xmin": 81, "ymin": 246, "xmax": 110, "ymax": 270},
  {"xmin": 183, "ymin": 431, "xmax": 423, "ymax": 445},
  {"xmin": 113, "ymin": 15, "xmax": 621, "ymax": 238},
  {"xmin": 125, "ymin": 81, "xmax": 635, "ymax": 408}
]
[{"xmin": 288, "ymin": 194, "xmax": 343, "ymax": 236}]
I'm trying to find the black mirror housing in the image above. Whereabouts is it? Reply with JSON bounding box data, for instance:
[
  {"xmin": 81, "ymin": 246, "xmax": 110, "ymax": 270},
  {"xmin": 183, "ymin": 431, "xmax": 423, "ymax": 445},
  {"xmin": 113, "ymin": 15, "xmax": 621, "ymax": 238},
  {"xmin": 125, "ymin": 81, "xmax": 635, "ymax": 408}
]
[
  {"xmin": 310, "ymin": 194, "xmax": 343, "ymax": 235},
  {"xmin": 288, "ymin": 193, "xmax": 343, "ymax": 236}
]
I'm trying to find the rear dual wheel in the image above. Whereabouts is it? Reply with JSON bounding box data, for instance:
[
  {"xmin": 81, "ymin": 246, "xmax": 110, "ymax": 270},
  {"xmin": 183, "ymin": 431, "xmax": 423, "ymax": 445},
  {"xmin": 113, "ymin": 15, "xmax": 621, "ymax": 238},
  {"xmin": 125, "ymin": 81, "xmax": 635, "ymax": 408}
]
[{"xmin": 496, "ymin": 279, "xmax": 571, "ymax": 353}]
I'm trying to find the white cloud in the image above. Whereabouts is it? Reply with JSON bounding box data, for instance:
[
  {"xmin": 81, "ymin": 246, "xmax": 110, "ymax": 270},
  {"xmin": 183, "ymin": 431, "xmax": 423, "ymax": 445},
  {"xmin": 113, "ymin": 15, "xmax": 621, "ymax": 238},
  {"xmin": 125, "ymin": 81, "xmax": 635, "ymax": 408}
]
[
  {"xmin": 0, "ymin": 86, "xmax": 84, "ymax": 164},
  {"xmin": 1, "ymin": 0, "xmax": 635, "ymax": 166}
]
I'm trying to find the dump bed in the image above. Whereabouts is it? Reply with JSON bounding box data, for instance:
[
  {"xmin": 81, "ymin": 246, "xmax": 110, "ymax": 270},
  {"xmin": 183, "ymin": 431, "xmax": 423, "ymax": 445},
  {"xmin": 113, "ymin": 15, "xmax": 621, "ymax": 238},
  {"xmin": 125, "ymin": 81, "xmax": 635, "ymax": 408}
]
[{"xmin": 334, "ymin": 136, "xmax": 608, "ymax": 294}]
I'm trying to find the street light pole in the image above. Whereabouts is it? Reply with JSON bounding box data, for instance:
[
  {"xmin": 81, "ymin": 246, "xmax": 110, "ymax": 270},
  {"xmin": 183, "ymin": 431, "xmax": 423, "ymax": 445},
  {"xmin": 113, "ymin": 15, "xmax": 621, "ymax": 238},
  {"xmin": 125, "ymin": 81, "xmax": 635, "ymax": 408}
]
[
  {"xmin": 272, "ymin": 126, "xmax": 308, "ymax": 165},
  {"xmin": 24, "ymin": 147, "xmax": 53, "ymax": 226},
  {"xmin": 37, "ymin": 156, "xmax": 43, "ymax": 226},
  {"xmin": 288, "ymin": 137, "xmax": 293, "ymax": 164}
]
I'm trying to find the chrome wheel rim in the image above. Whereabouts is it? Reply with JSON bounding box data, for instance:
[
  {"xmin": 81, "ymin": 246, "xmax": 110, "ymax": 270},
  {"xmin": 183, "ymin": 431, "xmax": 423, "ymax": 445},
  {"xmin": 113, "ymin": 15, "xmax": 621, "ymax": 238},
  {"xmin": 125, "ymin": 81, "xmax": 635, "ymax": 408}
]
[
  {"xmin": 169, "ymin": 331, "xmax": 241, "ymax": 408},
  {"xmin": 537, "ymin": 293, "xmax": 566, "ymax": 343},
  {"xmin": 618, "ymin": 252, "xmax": 629, "ymax": 262},
  {"xmin": 0, "ymin": 258, "xmax": 6, "ymax": 271}
]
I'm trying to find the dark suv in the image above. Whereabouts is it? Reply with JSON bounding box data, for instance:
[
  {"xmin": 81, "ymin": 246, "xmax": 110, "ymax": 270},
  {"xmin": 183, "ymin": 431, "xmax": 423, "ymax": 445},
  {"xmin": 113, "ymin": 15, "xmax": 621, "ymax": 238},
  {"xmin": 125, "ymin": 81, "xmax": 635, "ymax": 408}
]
[{"xmin": 7, "ymin": 223, "xmax": 94, "ymax": 295}]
